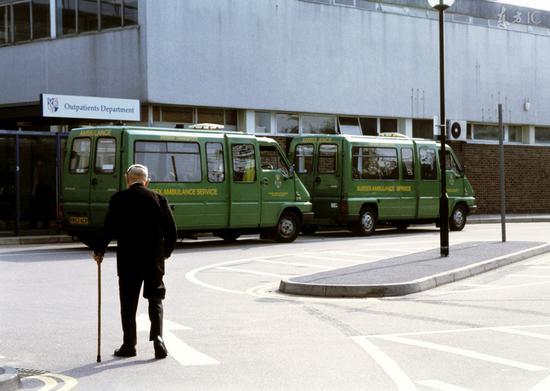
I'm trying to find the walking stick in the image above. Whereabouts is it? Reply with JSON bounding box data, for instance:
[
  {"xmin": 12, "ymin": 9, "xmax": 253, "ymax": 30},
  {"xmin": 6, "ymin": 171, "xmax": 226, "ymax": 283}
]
[{"xmin": 97, "ymin": 260, "xmax": 102, "ymax": 363}]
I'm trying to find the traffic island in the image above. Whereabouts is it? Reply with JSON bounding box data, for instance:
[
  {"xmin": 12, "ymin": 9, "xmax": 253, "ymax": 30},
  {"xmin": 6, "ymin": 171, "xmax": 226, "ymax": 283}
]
[
  {"xmin": 279, "ymin": 241, "xmax": 550, "ymax": 297},
  {"xmin": 0, "ymin": 367, "xmax": 20, "ymax": 391}
]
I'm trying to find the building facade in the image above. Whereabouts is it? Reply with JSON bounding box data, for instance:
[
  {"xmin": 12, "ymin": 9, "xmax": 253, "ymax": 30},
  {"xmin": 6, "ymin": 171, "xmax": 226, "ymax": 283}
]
[{"xmin": 1, "ymin": 0, "xmax": 550, "ymax": 233}]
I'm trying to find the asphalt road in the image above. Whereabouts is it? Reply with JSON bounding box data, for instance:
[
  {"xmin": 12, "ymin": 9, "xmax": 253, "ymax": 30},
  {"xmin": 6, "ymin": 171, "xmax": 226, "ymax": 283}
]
[{"xmin": 2, "ymin": 223, "xmax": 550, "ymax": 390}]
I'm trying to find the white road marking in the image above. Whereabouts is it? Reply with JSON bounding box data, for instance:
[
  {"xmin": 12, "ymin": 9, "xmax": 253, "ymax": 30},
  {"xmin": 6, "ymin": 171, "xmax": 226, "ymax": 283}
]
[
  {"xmin": 254, "ymin": 258, "xmax": 333, "ymax": 269},
  {"xmin": 25, "ymin": 375, "xmax": 57, "ymax": 391},
  {"xmin": 25, "ymin": 373, "xmax": 78, "ymax": 391},
  {"xmin": 352, "ymin": 336, "xmax": 418, "ymax": 391},
  {"xmin": 294, "ymin": 254, "xmax": 360, "ymax": 263},
  {"xmin": 429, "ymin": 280, "xmax": 550, "ymax": 296},
  {"xmin": 373, "ymin": 335, "xmax": 546, "ymax": 371},
  {"xmin": 367, "ymin": 323, "xmax": 550, "ymax": 338},
  {"xmin": 416, "ymin": 379, "xmax": 472, "ymax": 391},
  {"xmin": 507, "ymin": 274, "xmax": 550, "ymax": 279},
  {"xmin": 137, "ymin": 314, "xmax": 218, "ymax": 366},
  {"xmin": 216, "ymin": 266, "xmax": 290, "ymax": 278},
  {"xmin": 494, "ymin": 327, "xmax": 550, "ymax": 341},
  {"xmin": 530, "ymin": 373, "xmax": 550, "ymax": 391}
]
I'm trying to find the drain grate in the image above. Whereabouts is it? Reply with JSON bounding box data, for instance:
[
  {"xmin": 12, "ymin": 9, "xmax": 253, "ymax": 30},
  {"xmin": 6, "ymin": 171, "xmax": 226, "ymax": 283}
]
[{"xmin": 16, "ymin": 368, "xmax": 49, "ymax": 378}]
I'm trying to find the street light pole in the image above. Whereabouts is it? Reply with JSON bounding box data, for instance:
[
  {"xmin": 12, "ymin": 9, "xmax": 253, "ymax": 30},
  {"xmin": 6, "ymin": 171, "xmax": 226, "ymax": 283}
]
[{"xmin": 428, "ymin": 0, "xmax": 454, "ymax": 257}]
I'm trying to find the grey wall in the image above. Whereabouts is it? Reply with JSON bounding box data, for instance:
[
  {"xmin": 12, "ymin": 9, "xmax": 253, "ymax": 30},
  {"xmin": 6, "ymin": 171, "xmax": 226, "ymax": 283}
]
[
  {"xmin": 0, "ymin": 27, "xmax": 144, "ymax": 105},
  {"xmin": 145, "ymin": 0, "xmax": 550, "ymax": 125}
]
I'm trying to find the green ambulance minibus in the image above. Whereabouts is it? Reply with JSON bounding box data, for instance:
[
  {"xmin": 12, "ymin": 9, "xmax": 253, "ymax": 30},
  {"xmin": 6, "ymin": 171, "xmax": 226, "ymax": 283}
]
[
  {"xmin": 288, "ymin": 134, "xmax": 476, "ymax": 235},
  {"xmin": 62, "ymin": 126, "xmax": 313, "ymax": 245}
]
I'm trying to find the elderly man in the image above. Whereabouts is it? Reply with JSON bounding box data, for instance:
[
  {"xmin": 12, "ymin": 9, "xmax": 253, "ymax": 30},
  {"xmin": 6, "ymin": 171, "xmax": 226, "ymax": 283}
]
[{"xmin": 93, "ymin": 164, "xmax": 177, "ymax": 359}]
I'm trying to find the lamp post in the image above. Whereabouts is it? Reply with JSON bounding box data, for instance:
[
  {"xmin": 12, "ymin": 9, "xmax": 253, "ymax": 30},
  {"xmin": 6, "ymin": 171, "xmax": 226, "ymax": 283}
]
[{"xmin": 427, "ymin": 0, "xmax": 455, "ymax": 257}]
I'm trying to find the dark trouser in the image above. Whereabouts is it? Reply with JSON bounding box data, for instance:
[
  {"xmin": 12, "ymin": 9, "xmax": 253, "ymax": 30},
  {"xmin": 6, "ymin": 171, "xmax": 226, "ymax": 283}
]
[{"xmin": 118, "ymin": 274, "xmax": 166, "ymax": 347}]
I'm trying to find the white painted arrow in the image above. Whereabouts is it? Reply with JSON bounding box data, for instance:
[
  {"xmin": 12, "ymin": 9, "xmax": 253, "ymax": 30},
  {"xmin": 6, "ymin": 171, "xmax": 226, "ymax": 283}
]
[{"xmin": 137, "ymin": 314, "xmax": 219, "ymax": 366}]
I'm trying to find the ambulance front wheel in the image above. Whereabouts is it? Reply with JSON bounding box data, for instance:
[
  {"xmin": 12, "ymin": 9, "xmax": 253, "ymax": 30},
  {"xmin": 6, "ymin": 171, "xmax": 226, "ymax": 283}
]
[
  {"xmin": 273, "ymin": 211, "xmax": 300, "ymax": 243},
  {"xmin": 449, "ymin": 204, "xmax": 467, "ymax": 231}
]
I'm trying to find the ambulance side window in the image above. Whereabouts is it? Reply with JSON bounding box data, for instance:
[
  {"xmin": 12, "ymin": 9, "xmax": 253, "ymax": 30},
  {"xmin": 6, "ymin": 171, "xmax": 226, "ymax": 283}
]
[
  {"xmin": 294, "ymin": 144, "xmax": 314, "ymax": 175},
  {"xmin": 206, "ymin": 143, "xmax": 225, "ymax": 183},
  {"xmin": 420, "ymin": 147, "xmax": 437, "ymax": 180},
  {"xmin": 318, "ymin": 144, "xmax": 337, "ymax": 174},
  {"xmin": 232, "ymin": 144, "xmax": 256, "ymax": 183},
  {"xmin": 401, "ymin": 148, "xmax": 415, "ymax": 180},
  {"xmin": 95, "ymin": 137, "xmax": 116, "ymax": 174},
  {"xmin": 69, "ymin": 138, "xmax": 91, "ymax": 174}
]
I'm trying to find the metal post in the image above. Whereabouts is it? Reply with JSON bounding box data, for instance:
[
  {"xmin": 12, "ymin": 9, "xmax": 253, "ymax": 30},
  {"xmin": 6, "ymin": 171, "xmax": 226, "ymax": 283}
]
[
  {"xmin": 15, "ymin": 134, "xmax": 20, "ymax": 236},
  {"xmin": 498, "ymin": 104, "xmax": 506, "ymax": 242},
  {"xmin": 438, "ymin": 8, "xmax": 449, "ymax": 257}
]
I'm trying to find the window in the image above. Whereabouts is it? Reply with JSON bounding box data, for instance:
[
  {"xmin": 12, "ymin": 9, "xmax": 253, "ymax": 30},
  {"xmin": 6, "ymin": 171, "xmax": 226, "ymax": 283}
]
[
  {"xmin": 352, "ymin": 147, "xmax": 398, "ymax": 180},
  {"xmin": 508, "ymin": 126, "xmax": 522, "ymax": 143},
  {"xmin": 360, "ymin": 117, "xmax": 378, "ymax": 136},
  {"xmin": 255, "ymin": 112, "xmax": 271, "ymax": 134},
  {"xmin": 318, "ymin": 144, "xmax": 337, "ymax": 174},
  {"xmin": 444, "ymin": 150, "xmax": 462, "ymax": 174},
  {"xmin": 134, "ymin": 141, "xmax": 201, "ymax": 183},
  {"xmin": 13, "ymin": 1, "xmax": 30, "ymax": 42},
  {"xmin": 380, "ymin": 118, "xmax": 398, "ymax": 133},
  {"xmin": 69, "ymin": 138, "xmax": 91, "ymax": 174},
  {"xmin": 232, "ymin": 144, "xmax": 256, "ymax": 182},
  {"xmin": 419, "ymin": 147, "xmax": 437, "ymax": 180},
  {"xmin": 122, "ymin": 0, "xmax": 137, "ymax": 26},
  {"xmin": 473, "ymin": 124, "xmax": 499, "ymax": 141},
  {"xmin": 302, "ymin": 115, "xmax": 336, "ymax": 135},
  {"xmin": 100, "ymin": 0, "xmax": 122, "ymax": 29},
  {"xmin": 79, "ymin": 0, "xmax": 99, "ymax": 32},
  {"xmin": 535, "ymin": 127, "xmax": 550, "ymax": 144},
  {"xmin": 401, "ymin": 148, "xmax": 414, "ymax": 180},
  {"xmin": 94, "ymin": 138, "xmax": 116, "ymax": 174},
  {"xmin": 57, "ymin": 0, "xmax": 77, "ymax": 35},
  {"xmin": 0, "ymin": 5, "xmax": 10, "ymax": 44},
  {"xmin": 294, "ymin": 144, "xmax": 313, "ymax": 175},
  {"xmin": 198, "ymin": 108, "xmax": 224, "ymax": 125},
  {"xmin": 162, "ymin": 106, "xmax": 193, "ymax": 123},
  {"xmin": 32, "ymin": 0, "xmax": 49, "ymax": 38},
  {"xmin": 260, "ymin": 146, "xmax": 290, "ymax": 176},
  {"xmin": 276, "ymin": 113, "xmax": 299, "ymax": 134},
  {"xmin": 413, "ymin": 120, "xmax": 434, "ymax": 139},
  {"xmin": 338, "ymin": 117, "xmax": 361, "ymax": 135},
  {"xmin": 206, "ymin": 142, "xmax": 224, "ymax": 183}
]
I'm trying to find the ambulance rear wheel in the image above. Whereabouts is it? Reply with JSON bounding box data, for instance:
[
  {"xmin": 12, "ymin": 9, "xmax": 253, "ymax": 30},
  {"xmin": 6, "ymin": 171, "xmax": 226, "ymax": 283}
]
[
  {"xmin": 355, "ymin": 207, "xmax": 377, "ymax": 236},
  {"xmin": 274, "ymin": 211, "xmax": 300, "ymax": 243},
  {"xmin": 449, "ymin": 204, "xmax": 467, "ymax": 231}
]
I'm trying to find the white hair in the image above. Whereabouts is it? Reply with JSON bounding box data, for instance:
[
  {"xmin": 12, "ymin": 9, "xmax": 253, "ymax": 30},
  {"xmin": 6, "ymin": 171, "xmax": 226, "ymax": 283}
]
[{"xmin": 126, "ymin": 164, "xmax": 149, "ymax": 182}]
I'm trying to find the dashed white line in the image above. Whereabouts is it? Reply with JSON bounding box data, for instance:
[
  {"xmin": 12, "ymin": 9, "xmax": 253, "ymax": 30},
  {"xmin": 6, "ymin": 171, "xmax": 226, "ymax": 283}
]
[
  {"xmin": 253, "ymin": 258, "xmax": 334, "ymax": 269},
  {"xmin": 530, "ymin": 373, "xmax": 550, "ymax": 391},
  {"xmin": 373, "ymin": 335, "xmax": 546, "ymax": 371},
  {"xmin": 352, "ymin": 336, "xmax": 418, "ymax": 391},
  {"xmin": 494, "ymin": 327, "xmax": 550, "ymax": 341},
  {"xmin": 216, "ymin": 266, "xmax": 290, "ymax": 278},
  {"xmin": 429, "ymin": 281, "xmax": 550, "ymax": 296}
]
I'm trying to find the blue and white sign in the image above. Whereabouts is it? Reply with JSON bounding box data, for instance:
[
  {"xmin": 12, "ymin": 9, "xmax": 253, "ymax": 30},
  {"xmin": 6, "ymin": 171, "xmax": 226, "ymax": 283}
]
[{"xmin": 41, "ymin": 93, "xmax": 140, "ymax": 121}]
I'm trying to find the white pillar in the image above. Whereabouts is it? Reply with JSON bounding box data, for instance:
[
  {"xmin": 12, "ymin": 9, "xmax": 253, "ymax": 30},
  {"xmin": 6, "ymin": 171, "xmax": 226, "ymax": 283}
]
[
  {"xmin": 242, "ymin": 110, "xmax": 255, "ymax": 134},
  {"xmin": 526, "ymin": 125, "xmax": 535, "ymax": 144},
  {"xmin": 398, "ymin": 118, "xmax": 413, "ymax": 137}
]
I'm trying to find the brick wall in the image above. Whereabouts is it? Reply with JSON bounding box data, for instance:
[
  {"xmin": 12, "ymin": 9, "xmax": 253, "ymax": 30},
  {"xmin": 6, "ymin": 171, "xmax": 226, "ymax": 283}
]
[{"xmin": 449, "ymin": 141, "xmax": 550, "ymax": 214}]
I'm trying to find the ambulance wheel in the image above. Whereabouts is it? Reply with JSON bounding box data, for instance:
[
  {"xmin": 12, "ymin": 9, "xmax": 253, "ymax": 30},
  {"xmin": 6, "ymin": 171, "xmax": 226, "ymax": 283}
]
[
  {"xmin": 301, "ymin": 224, "xmax": 318, "ymax": 235},
  {"xmin": 274, "ymin": 211, "xmax": 300, "ymax": 243},
  {"xmin": 218, "ymin": 231, "xmax": 240, "ymax": 242},
  {"xmin": 449, "ymin": 204, "xmax": 467, "ymax": 231},
  {"xmin": 355, "ymin": 207, "xmax": 377, "ymax": 236}
]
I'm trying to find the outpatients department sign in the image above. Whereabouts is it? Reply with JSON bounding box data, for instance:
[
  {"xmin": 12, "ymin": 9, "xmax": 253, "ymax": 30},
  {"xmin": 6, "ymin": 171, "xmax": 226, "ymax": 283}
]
[{"xmin": 41, "ymin": 93, "xmax": 140, "ymax": 121}]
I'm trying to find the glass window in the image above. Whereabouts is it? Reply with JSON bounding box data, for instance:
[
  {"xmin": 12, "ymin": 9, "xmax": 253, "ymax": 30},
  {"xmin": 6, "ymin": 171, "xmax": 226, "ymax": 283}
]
[
  {"xmin": 13, "ymin": 1, "xmax": 30, "ymax": 42},
  {"xmin": 260, "ymin": 146, "xmax": 290, "ymax": 176},
  {"xmin": 360, "ymin": 117, "xmax": 377, "ymax": 136},
  {"xmin": 473, "ymin": 124, "xmax": 499, "ymax": 141},
  {"xmin": 352, "ymin": 147, "xmax": 398, "ymax": 180},
  {"xmin": 69, "ymin": 138, "xmax": 91, "ymax": 174},
  {"xmin": 294, "ymin": 144, "xmax": 313, "ymax": 175},
  {"xmin": 94, "ymin": 137, "xmax": 116, "ymax": 174},
  {"xmin": 225, "ymin": 110, "xmax": 237, "ymax": 126},
  {"xmin": 162, "ymin": 106, "xmax": 193, "ymax": 123},
  {"xmin": 401, "ymin": 148, "xmax": 414, "ymax": 180},
  {"xmin": 318, "ymin": 144, "xmax": 337, "ymax": 174},
  {"xmin": 232, "ymin": 144, "xmax": 256, "ymax": 183},
  {"xmin": 79, "ymin": 0, "xmax": 98, "ymax": 32},
  {"xmin": 302, "ymin": 115, "xmax": 336, "ymax": 135},
  {"xmin": 276, "ymin": 113, "xmax": 298, "ymax": 134},
  {"xmin": 255, "ymin": 112, "xmax": 271, "ymax": 133},
  {"xmin": 206, "ymin": 143, "xmax": 224, "ymax": 183},
  {"xmin": 413, "ymin": 119, "xmax": 434, "ymax": 139},
  {"xmin": 380, "ymin": 118, "xmax": 398, "ymax": 133},
  {"xmin": 0, "ymin": 5, "xmax": 10, "ymax": 45},
  {"xmin": 134, "ymin": 141, "xmax": 201, "ymax": 183},
  {"xmin": 535, "ymin": 127, "xmax": 550, "ymax": 144},
  {"xmin": 32, "ymin": 0, "xmax": 49, "ymax": 39},
  {"xmin": 57, "ymin": 0, "xmax": 77, "ymax": 35},
  {"xmin": 339, "ymin": 117, "xmax": 361, "ymax": 135},
  {"xmin": 508, "ymin": 126, "xmax": 522, "ymax": 143},
  {"xmin": 123, "ymin": 0, "xmax": 137, "ymax": 26},
  {"xmin": 100, "ymin": 0, "xmax": 122, "ymax": 29},
  {"xmin": 419, "ymin": 147, "xmax": 437, "ymax": 180},
  {"xmin": 198, "ymin": 108, "xmax": 223, "ymax": 125}
]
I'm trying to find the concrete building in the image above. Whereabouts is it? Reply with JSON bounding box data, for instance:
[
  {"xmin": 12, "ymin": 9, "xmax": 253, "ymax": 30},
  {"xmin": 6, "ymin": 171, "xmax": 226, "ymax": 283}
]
[{"xmin": 1, "ymin": 0, "xmax": 550, "ymax": 233}]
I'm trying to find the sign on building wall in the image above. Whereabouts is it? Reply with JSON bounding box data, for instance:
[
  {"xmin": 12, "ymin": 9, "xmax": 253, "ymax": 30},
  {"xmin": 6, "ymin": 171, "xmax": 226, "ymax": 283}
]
[{"xmin": 41, "ymin": 94, "xmax": 140, "ymax": 121}]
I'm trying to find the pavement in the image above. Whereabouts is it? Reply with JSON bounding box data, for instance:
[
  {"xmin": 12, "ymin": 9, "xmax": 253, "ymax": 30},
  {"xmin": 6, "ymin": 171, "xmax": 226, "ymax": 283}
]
[{"xmin": 2, "ymin": 214, "xmax": 550, "ymax": 390}]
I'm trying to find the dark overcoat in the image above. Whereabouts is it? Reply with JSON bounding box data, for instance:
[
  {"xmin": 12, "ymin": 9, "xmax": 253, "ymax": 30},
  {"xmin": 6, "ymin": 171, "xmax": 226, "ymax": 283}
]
[{"xmin": 94, "ymin": 183, "xmax": 177, "ymax": 278}]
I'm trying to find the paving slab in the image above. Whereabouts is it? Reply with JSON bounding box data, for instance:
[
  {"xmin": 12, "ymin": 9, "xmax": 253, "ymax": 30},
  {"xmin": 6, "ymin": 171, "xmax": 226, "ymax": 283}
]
[{"xmin": 279, "ymin": 241, "xmax": 550, "ymax": 297}]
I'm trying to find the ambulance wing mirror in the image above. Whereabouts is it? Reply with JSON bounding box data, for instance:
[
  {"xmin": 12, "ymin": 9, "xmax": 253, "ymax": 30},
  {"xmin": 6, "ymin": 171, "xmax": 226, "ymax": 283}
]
[{"xmin": 289, "ymin": 165, "xmax": 295, "ymax": 177}]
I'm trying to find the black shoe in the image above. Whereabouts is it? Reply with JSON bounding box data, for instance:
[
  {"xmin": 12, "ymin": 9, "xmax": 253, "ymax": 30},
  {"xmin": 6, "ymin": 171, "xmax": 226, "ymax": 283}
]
[
  {"xmin": 114, "ymin": 345, "xmax": 136, "ymax": 357},
  {"xmin": 153, "ymin": 337, "xmax": 168, "ymax": 359}
]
